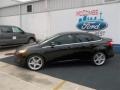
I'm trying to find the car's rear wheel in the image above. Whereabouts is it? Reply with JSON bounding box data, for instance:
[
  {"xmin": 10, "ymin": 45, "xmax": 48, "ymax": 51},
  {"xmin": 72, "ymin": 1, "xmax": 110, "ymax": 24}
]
[
  {"xmin": 27, "ymin": 55, "xmax": 44, "ymax": 71},
  {"xmin": 92, "ymin": 52, "xmax": 106, "ymax": 66}
]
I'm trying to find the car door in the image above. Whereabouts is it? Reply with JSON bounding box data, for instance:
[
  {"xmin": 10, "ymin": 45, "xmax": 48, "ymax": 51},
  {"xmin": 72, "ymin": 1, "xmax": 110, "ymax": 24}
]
[
  {"xmin": 0, "ymin": 26, "xmax": 14, "ymax": 45},
  {"xmin": 12, "ymin": 26, "xmax": 27, "ymax": 44},
  {"xmin": 74, "ymin": 34, "xmax": 95, "ymax": 60},
  {"xmin": 41, "ymin": 34, "xmax": 77, "ymax": 61}
]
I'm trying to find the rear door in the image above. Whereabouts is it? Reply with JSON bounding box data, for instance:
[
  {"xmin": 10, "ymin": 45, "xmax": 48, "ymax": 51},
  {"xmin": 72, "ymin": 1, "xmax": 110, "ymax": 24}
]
[
  {"xmin": 0, "ymin": 26, "xmax": 14, "ymax": 45},
  {"xmin": 12, "ymin": 26, "xmax": 27, "ymax": 44},
  {"xmin": 74, "ymin": 34, "xmax": 97, "ymax": 60}
]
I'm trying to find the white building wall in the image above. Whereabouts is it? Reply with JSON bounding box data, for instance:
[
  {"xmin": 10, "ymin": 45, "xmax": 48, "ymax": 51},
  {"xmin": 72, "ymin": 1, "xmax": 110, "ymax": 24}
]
[
  {"xmin": 49, "ymin": 3, "xmax": 120, "ymax": 44},
  {"xmin": 0, "ymin": 0, "xmax": 18, "ymax": 8},
  {"xmin": 21, "ymin": 13, "xmax": 50, "ymax": 39},
  {"xmin": 0, "ymin": 15, "xmax": 20, "ymax": 27},
  {"xmin": 0, "ymin": 3, "xmax": 120, "ymax": 44}
]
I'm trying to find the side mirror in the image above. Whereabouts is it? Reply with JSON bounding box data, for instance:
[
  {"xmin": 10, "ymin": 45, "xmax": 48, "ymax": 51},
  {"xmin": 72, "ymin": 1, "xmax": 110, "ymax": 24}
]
[{"xmin": 50, "ymin": 42, "xmax": 55, "ymax": 48}]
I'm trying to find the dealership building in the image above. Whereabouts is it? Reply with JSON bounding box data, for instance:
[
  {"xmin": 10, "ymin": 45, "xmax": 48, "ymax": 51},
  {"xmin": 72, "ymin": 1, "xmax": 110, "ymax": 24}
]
[{"xmin": 0, "ymin": 0, "xmax": 120, "ymax": 52}]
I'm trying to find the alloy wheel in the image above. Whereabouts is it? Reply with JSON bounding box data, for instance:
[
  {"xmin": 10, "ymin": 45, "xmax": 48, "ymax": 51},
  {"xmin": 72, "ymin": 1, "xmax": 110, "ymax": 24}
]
[
  {"xmin": 93, "ymin": 52, "xmax": 106, "ymax": 66},
  {"xmin": 27, "ymin": 55, "xmax": 44, "ymax": 70}
]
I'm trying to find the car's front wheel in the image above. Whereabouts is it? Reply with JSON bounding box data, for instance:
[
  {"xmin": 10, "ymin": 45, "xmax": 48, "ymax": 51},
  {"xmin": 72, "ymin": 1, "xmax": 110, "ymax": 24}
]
[
  {"xmin": 92, "ymin": 52, "xmax": 106, "ymax": 66},
  {"xmin": 27, "ymin": 55, "xmax": 44, "ymax": 71}
]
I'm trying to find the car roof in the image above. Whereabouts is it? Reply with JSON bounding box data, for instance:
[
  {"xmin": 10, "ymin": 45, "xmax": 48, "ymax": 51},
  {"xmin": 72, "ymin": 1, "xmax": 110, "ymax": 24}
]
[
  {"xmin": 0, "ymin": 25, "xmax": 17, "ymax": 27},
  {"xmin": 57, "ymin": 31, "xmax": 94, "ymax": 36}
]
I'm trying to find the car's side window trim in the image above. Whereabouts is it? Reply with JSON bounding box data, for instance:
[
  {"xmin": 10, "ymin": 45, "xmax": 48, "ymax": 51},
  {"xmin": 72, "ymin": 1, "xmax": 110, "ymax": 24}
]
[
  {"xmin": 42, "ymin": 38, "xmax": 102, "ymax": 48},
  {"xmin": 42, "ymin": 34, "xmax": 74, "ymax": 46}
]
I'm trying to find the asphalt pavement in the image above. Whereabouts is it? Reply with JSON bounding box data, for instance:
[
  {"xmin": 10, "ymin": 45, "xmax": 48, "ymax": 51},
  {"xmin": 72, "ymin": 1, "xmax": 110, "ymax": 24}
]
[{"xmin": 0, "ymin": 54, "xmax": 120, "ymax": 90}]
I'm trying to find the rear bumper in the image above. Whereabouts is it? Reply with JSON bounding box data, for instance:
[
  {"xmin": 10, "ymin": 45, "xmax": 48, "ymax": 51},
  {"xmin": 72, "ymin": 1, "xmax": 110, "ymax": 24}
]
[{"xmin": 106, "ymin": 49, "xmax": 114, "ymax": 58}]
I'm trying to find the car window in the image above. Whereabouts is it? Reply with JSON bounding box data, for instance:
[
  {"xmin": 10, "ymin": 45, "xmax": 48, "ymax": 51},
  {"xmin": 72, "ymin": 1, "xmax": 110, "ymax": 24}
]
[
  {"xmin": 75, "ymin": 34, "xmax": 93, "ymax": 43},
  {"xmin": 0, "ymin": 26, "xmax": 13, "ymax": 33},
  {"xmin": 51, "ymin": 34, "xmax": 75, "ymax": 45},
  {"xmin": 91, "ymin": 35, "xmax": 101, "ymax": 41},
  {"xmin": 13, "ymin": 27, "xmax": 23, "ymax": 33}
]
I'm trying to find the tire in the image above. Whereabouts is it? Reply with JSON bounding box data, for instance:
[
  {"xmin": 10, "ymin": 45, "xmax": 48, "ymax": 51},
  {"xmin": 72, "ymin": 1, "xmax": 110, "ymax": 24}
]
[
  {"xmin": 92, "ymin": 52, "xmax": 106, "ymax": 66},
  {"xmin": 27, "ymin": 55, "xmax": 45, "ymax": 71},
  {"xmin": 28, "ymin": 38, "xmax": 35, "ymax": 44}
]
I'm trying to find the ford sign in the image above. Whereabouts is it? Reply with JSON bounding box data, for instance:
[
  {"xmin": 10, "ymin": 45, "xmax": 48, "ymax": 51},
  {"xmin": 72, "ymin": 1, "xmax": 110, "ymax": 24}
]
[
  {"xmin": 76, "ymin": 12, "xmax": 108, "ymax": 31},
  {"xmin": 77, "ymin": 21, "xmax": 108, "ymax": 31}
]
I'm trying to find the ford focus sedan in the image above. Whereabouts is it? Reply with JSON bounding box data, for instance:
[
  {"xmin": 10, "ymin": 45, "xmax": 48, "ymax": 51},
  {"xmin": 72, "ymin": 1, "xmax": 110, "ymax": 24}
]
[{"xmin": 15, "ymin": 32, "xmax": 114, "ymax": 71}]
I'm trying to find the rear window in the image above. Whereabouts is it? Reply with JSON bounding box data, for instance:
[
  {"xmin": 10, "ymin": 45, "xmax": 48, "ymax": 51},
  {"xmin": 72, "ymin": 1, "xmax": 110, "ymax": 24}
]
[
  {"xmin": 91, "ymin": 35, "xmax": 101, "ymax": 41},
  {"xmin": 75, "ymin": 34, "xmax": 101, "ymax": 43},
  {"xmin": 75, "ymin": 34, "xmax": 93, "ymax": 42}
]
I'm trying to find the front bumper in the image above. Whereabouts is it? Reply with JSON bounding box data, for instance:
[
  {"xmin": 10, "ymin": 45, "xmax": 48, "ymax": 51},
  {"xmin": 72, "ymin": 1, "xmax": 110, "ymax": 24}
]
[
  {"xmin": 15, "ymin": 57, "xmax": 26, "ymax": 66},
  {"xmin": 14, "ymin": 52, "xmax": 27, "ymax": 67}
]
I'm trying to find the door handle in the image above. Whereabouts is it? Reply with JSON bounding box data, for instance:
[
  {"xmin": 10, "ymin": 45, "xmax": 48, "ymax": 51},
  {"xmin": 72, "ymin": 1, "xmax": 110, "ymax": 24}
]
[{"xmin": 12, "ymin": 36, "xmax": 16, "ymax": 40}]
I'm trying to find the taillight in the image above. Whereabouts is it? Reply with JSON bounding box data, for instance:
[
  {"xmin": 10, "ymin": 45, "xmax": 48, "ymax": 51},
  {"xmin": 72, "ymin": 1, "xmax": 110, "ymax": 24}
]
[{"xmin": 107, "ymin": 41, "xmax": 112, "ymax": 47}]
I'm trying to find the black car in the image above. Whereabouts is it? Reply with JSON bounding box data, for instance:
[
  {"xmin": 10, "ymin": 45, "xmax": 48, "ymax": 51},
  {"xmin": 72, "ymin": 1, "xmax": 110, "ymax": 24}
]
[
  {"xmin": 15, "ymin": 32, "xmax": 114, "ymax": 71},
  {"xmin": 0, "ymin": 25, "xmax": 36, "ymax": 47}
]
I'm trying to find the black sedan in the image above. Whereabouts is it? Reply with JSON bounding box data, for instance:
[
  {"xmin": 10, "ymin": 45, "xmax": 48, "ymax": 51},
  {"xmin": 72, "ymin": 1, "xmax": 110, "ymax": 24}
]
[{"xmin": 15, "ymin": 32, "xmax": 114, "ymax": 71}]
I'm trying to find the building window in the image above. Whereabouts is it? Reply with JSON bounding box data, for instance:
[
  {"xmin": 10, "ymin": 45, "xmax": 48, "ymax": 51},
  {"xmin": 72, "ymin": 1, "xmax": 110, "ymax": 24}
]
[{"xmin": 27, "ymin": 5, "xmax": 32, "ymax": 12}]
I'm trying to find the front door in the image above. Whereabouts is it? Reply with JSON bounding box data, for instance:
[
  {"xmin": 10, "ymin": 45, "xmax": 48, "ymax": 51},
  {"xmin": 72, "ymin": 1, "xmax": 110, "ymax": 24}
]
[
  {"xmin": 12, "ymin": 26, "xmax": 27, "ymax": 44},
  {"xmin": 41, "ymin": 34, "xmax": 77, "ymax": 61}
]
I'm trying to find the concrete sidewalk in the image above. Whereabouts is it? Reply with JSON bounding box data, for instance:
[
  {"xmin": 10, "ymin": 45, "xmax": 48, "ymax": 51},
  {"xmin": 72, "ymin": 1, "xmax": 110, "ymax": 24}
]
[
  {"xmin": 0, "ymin": 61, "xmax": 95, "ymax": 90},
  {"xmin": 0, "ymin": 49, "xmax": 95, "ymax": 90},
  {"xmin": 0, "ymin": 72, "xmax": 42, "ymax": 90}
]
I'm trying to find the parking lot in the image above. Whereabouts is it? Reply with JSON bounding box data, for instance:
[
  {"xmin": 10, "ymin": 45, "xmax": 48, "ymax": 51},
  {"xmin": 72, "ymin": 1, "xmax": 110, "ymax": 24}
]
[
  {"xmin": 1, "ymin": 0, "xmax": 120, "ymax": 90},
  {"xmin": 0, "ymin": 47, "xmax": 120, "ymax": 90}
]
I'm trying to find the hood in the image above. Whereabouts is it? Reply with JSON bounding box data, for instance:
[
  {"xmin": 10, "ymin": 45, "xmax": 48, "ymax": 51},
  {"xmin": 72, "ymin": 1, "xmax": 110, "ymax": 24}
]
[
  {"xmin": 16, "ymin": 43, "xmax": 40, "ymax": 51},
  {"xmin": 25, "ymin": 32, "xmax": 34, "ymax": 35}
]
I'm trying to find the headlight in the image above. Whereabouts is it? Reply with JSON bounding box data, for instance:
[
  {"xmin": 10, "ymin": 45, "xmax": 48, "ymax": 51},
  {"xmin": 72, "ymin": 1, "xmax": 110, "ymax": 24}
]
[{"xmin": 18, "ymin": 49, "xmax": 27, "ymax": 53}]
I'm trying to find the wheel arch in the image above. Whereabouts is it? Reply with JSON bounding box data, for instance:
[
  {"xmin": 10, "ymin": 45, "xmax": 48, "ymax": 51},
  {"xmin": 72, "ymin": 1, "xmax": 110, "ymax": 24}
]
[
  {"xmin": 28, "ymin": 37, "xmax": 36, "ymax": 42},
  {"xmin": 25, "ymin": 53, "xmax": 47, "ymax": 63},
  {"xmin": 93, "ymin": 50, "xmax": 108, "ymax": 59}
]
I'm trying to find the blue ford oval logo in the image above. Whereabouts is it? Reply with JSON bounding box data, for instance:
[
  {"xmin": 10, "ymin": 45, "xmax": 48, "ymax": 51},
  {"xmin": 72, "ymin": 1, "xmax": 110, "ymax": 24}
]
[{"xmin": 76, "ymin": 14, "xmax": 108, "ymax": 31}]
